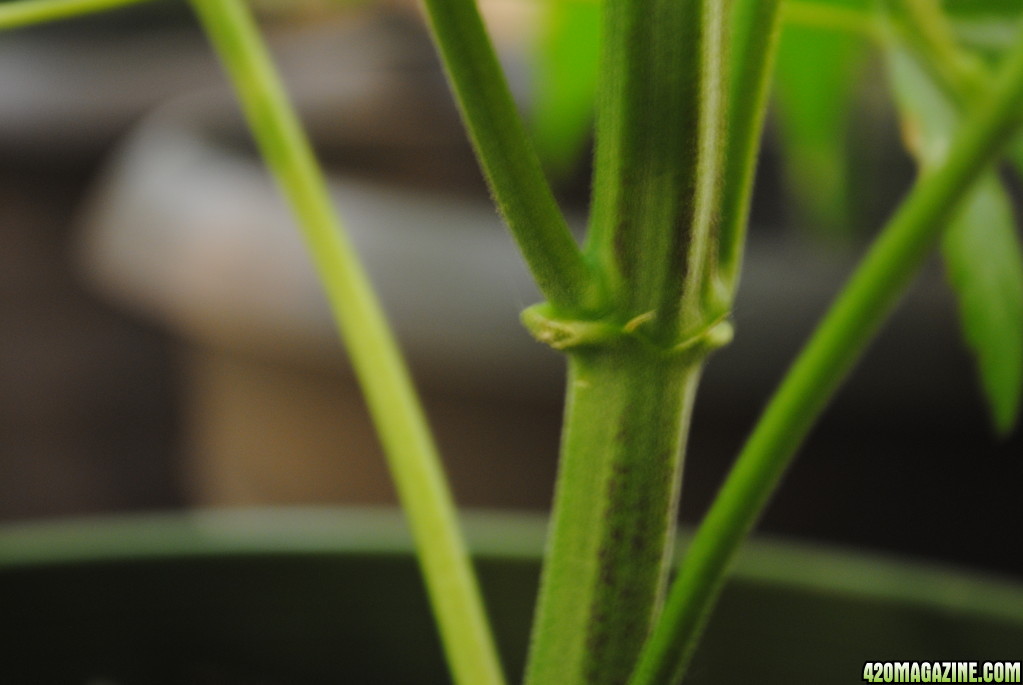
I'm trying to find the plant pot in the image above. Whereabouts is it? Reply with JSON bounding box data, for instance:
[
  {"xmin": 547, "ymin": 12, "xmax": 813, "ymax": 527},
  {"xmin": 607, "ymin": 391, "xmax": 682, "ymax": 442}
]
[{"xmin": 3, "ymin": 508, "xmax": 1022, "ymax": 683}]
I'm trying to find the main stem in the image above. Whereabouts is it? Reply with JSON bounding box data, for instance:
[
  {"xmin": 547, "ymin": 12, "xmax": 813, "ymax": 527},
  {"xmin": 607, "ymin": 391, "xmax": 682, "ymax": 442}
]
[
  {"xmin": 524, "ymin": 343, "xmax": 702, "ymax": 685},
  {"xmin": 523, "ymin": 1, "xmax": 731, "ymax": 681},
  {"xmin": 188, "ymin": 3, "xmax": 504, "ymax": 685}
]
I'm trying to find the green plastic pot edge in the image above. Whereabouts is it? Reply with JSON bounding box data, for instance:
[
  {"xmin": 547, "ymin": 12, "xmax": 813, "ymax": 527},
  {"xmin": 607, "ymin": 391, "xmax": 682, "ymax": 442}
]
[{"xmin": 1, "ymin": 506, "xmax": 1021, "ymax": 624}]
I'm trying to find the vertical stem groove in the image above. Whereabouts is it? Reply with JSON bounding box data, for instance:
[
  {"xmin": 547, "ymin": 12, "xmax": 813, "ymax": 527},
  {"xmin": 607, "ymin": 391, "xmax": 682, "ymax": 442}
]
[{"xmin": 585, "ymin": 0, "xmax": 706, "ymax": 339}]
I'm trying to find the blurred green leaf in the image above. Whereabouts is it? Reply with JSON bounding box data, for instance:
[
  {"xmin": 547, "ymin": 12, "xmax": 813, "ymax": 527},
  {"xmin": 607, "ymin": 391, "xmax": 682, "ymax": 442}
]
[
  {"xmin": 887, "ymin": 44, "xmax": 1023, "ymax": 436},
  {"xmin": 943, "ymin": 0, "xmax": 1023, "ymax": 19},
  {"xmin": 943, "ymin": 176, "xmax": 1023, "ymax": 436},
  {"xmin": 950, "ymin": 15, "xmax": 1023, "ymax": 59},
  {"xmin": 944, "ymin": 1, "xmax": 1023, "ymax": 61},
  {"xmin": 529, "ymin": 0, "xmax": 600, "ymax": 183},
  {"xmin": 784, "ymin": 0, "xmax": 1023, "ymax": 56},
  {"xmin": 774, "ymin": 0, "xmax": 869, "ymax": 236}
]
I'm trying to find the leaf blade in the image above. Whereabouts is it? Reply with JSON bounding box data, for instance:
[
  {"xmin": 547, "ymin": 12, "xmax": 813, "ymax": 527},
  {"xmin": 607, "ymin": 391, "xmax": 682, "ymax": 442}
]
[
  {"xmin": 887, "ymin": 42, "xmax": 1023, "ymax": 435},
  {"xmin": 941, "ymin": 177, "xmax": 1023, "ymax": 435}
]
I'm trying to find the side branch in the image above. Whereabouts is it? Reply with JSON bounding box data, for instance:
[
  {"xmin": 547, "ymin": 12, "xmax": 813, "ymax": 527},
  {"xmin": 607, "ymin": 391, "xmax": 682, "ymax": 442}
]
[{"xmin": 420, "ymin": 0, "xmax": 601, "ymax": 315}]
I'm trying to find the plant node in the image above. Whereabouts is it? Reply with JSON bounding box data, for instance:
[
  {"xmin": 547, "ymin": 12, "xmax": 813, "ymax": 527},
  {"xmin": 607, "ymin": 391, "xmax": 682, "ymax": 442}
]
[{"xmin": 522, "ymin": 302, "xmax": 733, "ymax": 363}]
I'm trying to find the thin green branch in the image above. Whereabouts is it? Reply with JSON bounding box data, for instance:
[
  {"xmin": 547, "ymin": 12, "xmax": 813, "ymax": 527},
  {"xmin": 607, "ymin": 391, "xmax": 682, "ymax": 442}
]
[
  {"xmin": 0, "ymin": 0, "xmax": 152, "ymax": 29},
  {"xmin": 716, "ymin": 0, "xmax": 784, "ymax": 299},
  {"xmin": 187, "ymin": 3, "xmax": 505, "ymax": 685},
  {"xmin": 684, "ymin": 0, "xmax": 730, "ymax": 327},
  {"xmin": 419, "ymin": 0, "xmax": 600, "ymax": 316},
  {"xmin": 783, "ymin": 1, "xmax": 883, "ymax": 43},
  {"xmin": 890, "ymin": 0, "xmax": 987, "ymax": 106},
  {"xmin": 630, "ymin": 22, "xmax": 1023, "ymax": 685}
]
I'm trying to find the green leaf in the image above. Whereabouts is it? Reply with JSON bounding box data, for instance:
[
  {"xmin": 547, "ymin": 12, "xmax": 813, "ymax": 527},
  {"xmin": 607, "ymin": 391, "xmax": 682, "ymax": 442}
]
[
  {"xmin": 774, "ymin": 2, "xmax": 869, "ymax": 235},
  {"xmin": 942, "ymin": 176, "xmax": 1023, "ymax": 435},
  {"xmin": 944, "ymin": 0, "xmax": 1023, "ymax": 20},
  {"xmin": 888, "ymin": 44, "xmax": 1023, "ymax": 435},
  {"xmin": 530, "ymin": 0, "xmax": 600, "ymax": 183}
]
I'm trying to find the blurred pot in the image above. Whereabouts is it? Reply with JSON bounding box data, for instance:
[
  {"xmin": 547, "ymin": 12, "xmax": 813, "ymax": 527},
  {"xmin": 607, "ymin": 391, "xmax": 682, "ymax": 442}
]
[{"xmin": 2, "ymin": 508, "xmax": 1022, "ymax": 683}]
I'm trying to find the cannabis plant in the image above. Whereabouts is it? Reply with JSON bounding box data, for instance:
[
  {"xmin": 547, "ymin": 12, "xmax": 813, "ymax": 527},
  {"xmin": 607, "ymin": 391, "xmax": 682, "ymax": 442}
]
[{"xmin": 1, "ymin": 0, "xmax": 1021, "ymax": 684}]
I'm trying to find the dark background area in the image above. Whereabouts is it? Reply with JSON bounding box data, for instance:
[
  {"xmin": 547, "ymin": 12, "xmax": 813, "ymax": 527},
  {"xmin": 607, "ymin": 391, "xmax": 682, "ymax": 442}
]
[{"xmin": 0, "ymin": 160, "xmax": 184, "ymax": 519}]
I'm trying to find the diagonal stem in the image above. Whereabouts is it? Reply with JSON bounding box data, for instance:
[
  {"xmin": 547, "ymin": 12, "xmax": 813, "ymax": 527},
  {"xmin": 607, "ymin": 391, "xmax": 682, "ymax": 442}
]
[
  {"xmin": 0, "ymin": 0, "xmax": 152, "ymax": 29},
  {"xmin": 419, "ymin": 0, "xmax": 601, "ymax": 316}
]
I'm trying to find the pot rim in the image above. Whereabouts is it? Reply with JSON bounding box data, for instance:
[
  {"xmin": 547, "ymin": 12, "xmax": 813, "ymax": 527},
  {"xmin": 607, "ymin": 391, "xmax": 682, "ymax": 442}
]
[{"xmin": 2, "ymin": 507, "xmax": 1021, "ymax": 624}]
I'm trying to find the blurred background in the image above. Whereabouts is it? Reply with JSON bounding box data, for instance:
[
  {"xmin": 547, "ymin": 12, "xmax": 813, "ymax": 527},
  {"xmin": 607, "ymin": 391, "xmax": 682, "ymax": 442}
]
[{"xmin": 1, "ymin": 0, "xmax": 1021, "ymax": 578}]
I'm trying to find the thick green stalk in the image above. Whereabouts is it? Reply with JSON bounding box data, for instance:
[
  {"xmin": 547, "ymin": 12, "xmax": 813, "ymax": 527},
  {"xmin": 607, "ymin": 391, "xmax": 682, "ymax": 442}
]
[
  {"xmin": 523, "ymin": 2, "xmax": 734, "ymax": 682},
  {"xmin": 630, "ymin": 24, "xmax": 1023, "ymax": 685},
  {"xmin": 0, "ymin": 0, "xmax": 151, "ymax": 28},
  {"xmin": 524, "ymin": 342, "xmax": 704, "ymax": 685},
  {"xmin": 419, "ymin": 0, "xmax": 600, "ymax": 316},
  {"xmin": 187, "ymin": 3, "xmax": 504, "ymax": 685},
  {"xmin": 716, "ymin": 0, "xmax": 783, "ymax": 296}
]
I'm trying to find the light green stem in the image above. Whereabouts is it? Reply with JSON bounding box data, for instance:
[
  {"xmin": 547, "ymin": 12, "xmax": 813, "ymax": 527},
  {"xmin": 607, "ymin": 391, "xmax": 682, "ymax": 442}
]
[
  {"xmin": 717, "ymin": 0, "xmax": 784, "ymax": 296},
  {"xmin": 187, "ymin": 3, "xmax": 504, "ymax": 685},
  {"xmin": 898, "ymin": 0, "xmax": 986, "ymax": 104},
  {"xmin": 887, "ymin": 0, "xmax": 987, "ymax": 107},
  {"xmin": 782, "ymin": 1, "xmax": 883, "ymax": 42},
  {"xmin": 0, "ymin": 0, "xmax": 151, "ymax": 28},
  {"xmin": 524, "ymin": 343, "xmax": 704, "ymax": 685},
  {"xmin": 419, "ymin": 0, "xmax": 601, "ymax": 316},
  {"xmin": 630, "ymin": 23, "xmax": 1023, "ymax": 685}
]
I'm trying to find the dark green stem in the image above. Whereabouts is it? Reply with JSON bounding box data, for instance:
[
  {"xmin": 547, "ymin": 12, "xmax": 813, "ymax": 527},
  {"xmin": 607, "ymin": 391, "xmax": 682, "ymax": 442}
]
[
  {"xmin": 524, "ymin": 343, "xmax": 704, "ymax": 685},
  {"xmin": 630, "ymin": 23, "xmax": 1023, "ymax": 685},
  {"xmin": 419, "ymin": 0, "xmax": 600, "ymax": 315}
]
